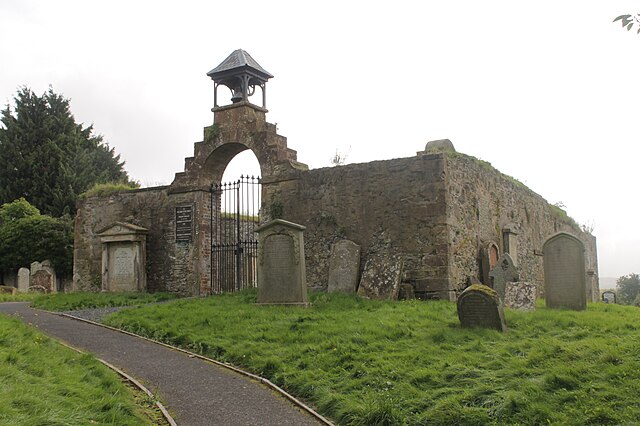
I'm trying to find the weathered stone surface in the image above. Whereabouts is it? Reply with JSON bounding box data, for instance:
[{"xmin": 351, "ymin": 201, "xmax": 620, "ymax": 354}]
[
  {"xmin": 504, "ymin": 281, "xmax": 536, "ymax": 310},
  {"xmin": 543, "ymin": 232, "xmax": 586, "ymax": 310},
  {"xmin": 0, "ymin": 285, "xmax": 16, "ymax": 295},
  {"xmin": 457, "ymin": 284, "xmax": 506, "ymax": 332},
  {"xmin": 327, "ymin": 240, "xmax": 361, "ymax": 294},
  {"xmin": 357, "ymin": 253, "xmax": 403, "ymax": 300},
  {"xmin": 17, "ymin": 268, "xmax": 30, "ymax": 292},
  {"xmin": 31, "ymin": 269, "xmax": 54, "ymax": 293},
  {"xmin": 98, "ymin": 223, "xmax": 148, "ymax": 292},
  {"xmin": 601, "ymin": 290, "xmax": 616, "ymax": 304},
  {"xmin": 480, "ymin": 242, "xmax": 500, "ymax": 286},
  {"xmin": 489, "ymin": 253, "xmax": 519, "ymax": 300},
  {"xmin": 423, "ymin": 139, "xmax": 456, "ymax": 153},
  {"xmin": 256, "ymin": 220, "xmax": 307, "ymax": 305},
  {"xmin": 398, "ymin": 283, "xmax": 415, "ymax": 300}
]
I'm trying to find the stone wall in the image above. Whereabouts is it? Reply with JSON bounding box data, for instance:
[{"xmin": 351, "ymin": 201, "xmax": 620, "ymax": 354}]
[
  {"xmin": 262, "ymin": 154, "xmax": 451, "ymax": 298},
  {"xmin": 445, "ymin": 152, "xmax": 599, "ymax": 299}
]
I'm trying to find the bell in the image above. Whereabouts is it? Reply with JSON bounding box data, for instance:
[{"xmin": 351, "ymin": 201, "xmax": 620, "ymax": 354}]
[{"xmin": 231, "ymin": 87, "xmax": 243, "ymax": 103}]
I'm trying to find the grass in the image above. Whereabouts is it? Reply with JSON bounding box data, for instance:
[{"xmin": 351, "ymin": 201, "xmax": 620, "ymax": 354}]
[
  {"xmin": 26, "ymin": 291, "xmax": 179, "ymax": 312},
  {"xmin": 102, "ymin": 290, "xmax": 640, "ymax": 425},
  {"xmin": 0, "ymin": 314, "xmax": 163, "ymax": 425}
]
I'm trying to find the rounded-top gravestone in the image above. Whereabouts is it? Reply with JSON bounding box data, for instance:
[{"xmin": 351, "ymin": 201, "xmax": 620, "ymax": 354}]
[
  {"xmin": 543, "ymin": 232, "xmax": 586, "ymax": 310},
  {"xmin": 457, "ymin": 284, "xmax": 506, "ymax": 332}
]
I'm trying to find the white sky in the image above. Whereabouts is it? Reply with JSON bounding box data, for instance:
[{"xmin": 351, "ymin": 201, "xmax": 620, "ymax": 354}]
[{"xmin": 1, "ymin": 1, "xmax": 638, "ymax": 278}]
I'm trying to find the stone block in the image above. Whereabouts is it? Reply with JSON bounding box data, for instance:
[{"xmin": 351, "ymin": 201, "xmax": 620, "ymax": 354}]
[
  {"xmin": 327, "ymin": 239, "xmax": 361, "ymax": 294},
  {"xmin": 357, "ymin": 253, "xmax": 403, "ymax": 300},
  {"xmin": 504, "ymin": 281, "xmax": 536, "ymax": 310},
  {"xmin": 457, "ymin": 284, "xmax": 506, "ymax": 332},
  {"xmin": 0, "ymin": 285, "xmax": 16, "ymax": 295}
]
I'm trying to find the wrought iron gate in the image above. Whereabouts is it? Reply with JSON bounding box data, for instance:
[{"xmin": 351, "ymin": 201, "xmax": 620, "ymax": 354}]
[{"xmin": 211, "ymin": 175, "xmax": 261, "ymax": 293}]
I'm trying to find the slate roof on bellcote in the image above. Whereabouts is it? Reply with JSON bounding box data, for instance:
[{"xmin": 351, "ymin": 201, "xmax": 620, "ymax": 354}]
[{"xmin": 207, "ymin": 49, "xmax": 274, "ymax": 79}]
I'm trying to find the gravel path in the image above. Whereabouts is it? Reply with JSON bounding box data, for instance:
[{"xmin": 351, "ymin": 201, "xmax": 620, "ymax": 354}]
[{"xmin": 61, "ymin": 305, "xmax": 133, "ymax": 322}]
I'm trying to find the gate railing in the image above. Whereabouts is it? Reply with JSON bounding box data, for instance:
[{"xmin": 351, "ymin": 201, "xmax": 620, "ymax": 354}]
[{"xmin": 211, "ymin": 175, "xmax": 261, "ymax": 293}]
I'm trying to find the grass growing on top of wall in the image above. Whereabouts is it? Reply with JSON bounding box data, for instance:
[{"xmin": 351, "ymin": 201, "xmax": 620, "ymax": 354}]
[
  {"xmin": 103, "ymin": 291, "xmax": 640, "ymax": 425},
  {"xmin": 80, "ymin": 182, "xmax": 140, "ymax": 198},
  {"xmin": 29, "ymin": 291, "xmax": 179, "ymax": 312},
  {"xmin": 0, "ymin": 314, "xmax": 162, "ymax": 425}
]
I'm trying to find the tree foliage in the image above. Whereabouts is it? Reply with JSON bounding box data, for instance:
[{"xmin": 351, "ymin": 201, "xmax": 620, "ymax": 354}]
[
  {"xmin": 615, "ymin": 273, "xmax": 640, "ymax": 305},
  {"xmin": 0, "ymin": 199, "xmax": 73, "ymax": 277},
  {"xmin": 0, "ymin": 87, "xmax": 135, "ymax": 217},
  {"xmin": 613, "ymin": 14, "xmax": 640, "ymax": 34}
]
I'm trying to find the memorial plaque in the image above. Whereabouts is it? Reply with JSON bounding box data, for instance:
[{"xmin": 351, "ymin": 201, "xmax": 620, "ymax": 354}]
[
  {"xmin": 109, "ymin": 245, "xmax": 135, "ymax": 291},
  {"xmin": 98, "ymin": 222, "xmax": 148, "ymax": 292},
  {"xmin": 543, "ymin": 232, "xmax": 586, "ymax": 310},
  {"xmin": 489, "ymin": 253, "xmax": 519, "ymax": 301},
  {"xmin": 457, "ymin": 284, "xmax": 506, "ymax": 332},
  {"xmin": 176, "ymin": 205, "xmax": 193, "ymax": 243},
  {"xmin": 602, "ymin": 291, "xmax": 616, "ymax": 304},
  {"xmin": 256, "ymin": 219, "xmax": 307, "ymax": 305},
  {"xmin": 327, "ymin": 239, "xmax": 361, "ymax": 294}
]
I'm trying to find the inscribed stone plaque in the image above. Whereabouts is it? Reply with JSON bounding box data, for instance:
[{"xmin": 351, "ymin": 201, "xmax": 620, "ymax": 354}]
[
  {"xmin": 176, "ymin": 205, "xmax": 193, "ymax": 243},
  {"xmin": 31, "ymin": 269, "xmax": 54, "ymax": 293},
  {"xmin": 256, "ymin": 220, "xmax": 307, "ymax": 305},
  {"xmin": 18, "ymin": 268, "xmax": 30, "ymax": 292},
  {"xmin": 357, "ymin": 253, "xmax": 403, "ymax": 300},
  {"xmin": 109, "ymin": 244, "xmax": 136, "ymax": 291},
  {"xmin": 503, "ymin": 281, "xmax": 536, "ymax": 310},
  {"xmin": 602, "ymin": 291, "xmax": 616, "ymax": 304},
  {"xmin": 543, "ymin": 232, "xmax": 586, "ymax": 310},
  {"xmin": 489, "ymin": 253, "xmax": 519, "ymax": 301},
  {"xmin": 327, "ymin": 240, "xmax": 361, "ymax": 294},
  {"xmin": 98, "ymin": 222, "xmax": 148, "ymax": 293},
  {"xmin": 457, "ymin": 284, "xmax": 506, "ymax": 332}
]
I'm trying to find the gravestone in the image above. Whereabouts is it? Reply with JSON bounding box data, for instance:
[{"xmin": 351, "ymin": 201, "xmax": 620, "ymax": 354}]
[
  {"xmin": 17, "ymin": 268, "xmax": 30, "ymax": 292},
  {"xmin": 601, "ymin": 291, "xmax": 616, "ymax": 304},
  {"xmin": 327, "ymin": 239, "xmax": 361, "ymax": 294},
  {"xmin": 457, "ymin": 284, "xmax": 506, "ymax": 332},
  {"xmin": 543, "ymin": 232, "xmax": 586, "ymax": 310},
  {"xmin": 398, "ymin": 283, "xmax": 415, "ymax": 300},
  {"xmin": 31, "ymin": 269, "xmax": 54, "ymax": 293},
  {"xmin": 488, "ymin": 253, "xmax": 519, "ymax": 301},
  {"xmin": 357, "ymin": 253, "xmax": 403, "ymax": 300},
  {"xmin": 255, "ymin": 219, "xmax": 308, "ymax": 306},
  {"xmin": 480, "ymin": 242, "xmax": 499, "ymax": 286},
  {"xmin": 97, "ymin": 223, "xmax": 148, "ymax": 292},
  {"xmin": 0, "ymin": 285, "xmax": 16, "ymax": 295},
  {"xmin": 503, "ymin": 282, "xmax": 536, "ymax": 310}
]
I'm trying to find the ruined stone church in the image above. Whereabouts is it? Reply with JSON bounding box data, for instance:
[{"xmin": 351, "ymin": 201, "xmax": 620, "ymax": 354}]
[{"xmin": 73, "ymin": 50, "xmax": 599, "ymax": 301}]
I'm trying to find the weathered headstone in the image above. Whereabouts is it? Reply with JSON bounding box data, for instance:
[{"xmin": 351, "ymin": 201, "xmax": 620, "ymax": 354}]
[
  {"xmin": 17, "ymin": 268, "xmax": 30, "ymax": 292},
  {"xmin": 503, "ymin": 281, "xmax": 536, "ymax": 310},
  {"xmin": 601, "ymin": 291, "xmax": 616, "ymax": 304},
  {"xmin": 256, "ymin": 219, "xmax": 308, "ymax": 306},
  {"xmin": 97, "ymin": 223, "xmax": 148, "ymax": 292},
  {"xmin": 31, "ymin": 269, "xmax": 54, "ymax": 293},
  {"xmin": 488, "ymin": 253, "xmax": 519, "ymax": 300},
  {"xmin": 327, "ymin": 239, "xmax": 361, "ymax": 294},
  {"xmin": 0, "ymin": 285, "xmax": 16, "ymax": 295},
  {"xmin": 457, "ymin": 284, "xmax": 506, "ymax": 332},
  {"xmin": 357, "ymin": 253, "xmax": 403, "ymax": 300},
  {"xmin": 543, "ymin": 232, "xmax": 586, "ymax": 310}
]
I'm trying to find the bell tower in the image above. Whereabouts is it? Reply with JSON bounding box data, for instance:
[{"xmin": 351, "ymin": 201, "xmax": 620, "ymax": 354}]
[{"xmin": 207, "ymin": 49, "xmax": 273, "ymax": 109}]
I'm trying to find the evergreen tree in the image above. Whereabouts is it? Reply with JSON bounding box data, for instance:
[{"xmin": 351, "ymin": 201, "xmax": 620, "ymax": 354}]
[{"xmin": 0, "ymin": 87, "xmax": 134, "ymax": 217}]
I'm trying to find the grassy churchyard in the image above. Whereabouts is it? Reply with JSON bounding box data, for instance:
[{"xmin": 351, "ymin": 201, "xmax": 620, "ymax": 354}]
[{"xmin": 2, "ymin": 290, "xmax": 640, "ymax": 425}]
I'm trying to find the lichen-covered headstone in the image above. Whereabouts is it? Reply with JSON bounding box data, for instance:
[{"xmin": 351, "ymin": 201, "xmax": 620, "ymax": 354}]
[
  {"xmin": 601, "ymin": 291, "xmax": 616, "ymax": 304},
  {"xmin": 457, "ymin": 284, "xmax": 506, "ymax": 332},
  {"xmin": 256, "ymin": 219, "xmax": 308, "ymax": 306},
  {"xmin": 327, "ymin": 239, "xmax": 361, "ymax": 294},
  {"xmin": 17, "ymin": 268, "xmax": 30, "ymax": 292},
  {"xmin": 543, "ymin": 232, "xmax": 586, "ymax": 310},
  {"xmin": 357, "ymin": 253, "xmax": 403, "ymax": 300},
  {"xmin": 488, "ymin": 253, "xmax": 519, "ymax": 300},
  {"xmin": 31, "ymin": 269, "xmax": 54, "ymax": 293},
  {"xmin": 504, "ymin": 281, "xmax": 536, "ymax": 310}
]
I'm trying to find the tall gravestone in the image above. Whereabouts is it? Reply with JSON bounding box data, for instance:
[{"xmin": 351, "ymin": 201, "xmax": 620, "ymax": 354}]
[
  {"xmin": 97, "ymin": 223, "xmax": 148, "ymax": 292},
  {"xmin": 488, "ymin": 253, "xmax": 519, "ymax": 301},
  {"xmin": 17, "ymin": 268, "xmax": 30, "ymax": 292},
  {"xmin": 457, "ymin": 284, "xmax": 506, "ymax": 332},
  {"xmin": 357, "ymin": 253, "xmax": 403, "ymax": 300},
  {"xmin": 256, "ymin": 219, "xmax": 308, "ymax": 306},
  {"xmin": 327, "ymin": 239, "xmax": 361, "ymax": 294},
  {"xmin": 543, "ymin": 232, "xmax": 586, "ymax": 310},
  {"xmin": 480, "ymin": 242, "xmax": 499, "ymax": 286}
]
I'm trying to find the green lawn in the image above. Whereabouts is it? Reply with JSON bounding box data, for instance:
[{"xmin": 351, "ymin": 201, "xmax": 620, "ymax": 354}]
[
  {"xmin": 101, "ymin": 291, "xmax": 640, "ymax": 425},
  {"xmin": 0, "ymin": 314, "xmax": 164, "ymax": 425},
  {"xmin": 0, "ymin": 291, "xmax": 178, "ymax": 311}
]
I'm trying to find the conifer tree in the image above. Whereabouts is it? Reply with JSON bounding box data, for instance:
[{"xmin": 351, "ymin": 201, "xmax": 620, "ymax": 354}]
[{"xmin": 0, "ymin": 87, "xmax": 134, "ymax": 217}]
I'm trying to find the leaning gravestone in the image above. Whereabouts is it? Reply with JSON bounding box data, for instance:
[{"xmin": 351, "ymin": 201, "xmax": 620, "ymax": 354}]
[
  {"xmin": 357, "ymin": 253, "xmax": 403, "ymax": 300},
  {"xmin": 457, "ymin": 284, "xmax": 506, "ymax": 332},
  {"xmin": 488, "ymin": 253, "xmax": 519, "ymax": 301},
  {"xmin": 601, "ymin": 291, "xmax": 616, "ymax": 304},
  {"xmin": 256, "ymin": 219, "xmax": 308, "ymax": 306},
  {"xmin": 327, "ymin": 239, "xmax": 361, "ymax": 294},
  {"xmin": 503, "ymin": 281, "xmax": 536, "ymax": 310},
  {"xmin": 17, "ymin": 268, "xmax": 30, "ymax": 292},
  {"xmin": 543, "ymin": 232, "xmax": 586, "ymax": 310}
]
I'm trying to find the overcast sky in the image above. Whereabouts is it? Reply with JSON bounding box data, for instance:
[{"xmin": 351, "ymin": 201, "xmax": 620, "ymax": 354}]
[{"xmin": 1, "ymin": 1, "xmax": 638, "ymax": 278}]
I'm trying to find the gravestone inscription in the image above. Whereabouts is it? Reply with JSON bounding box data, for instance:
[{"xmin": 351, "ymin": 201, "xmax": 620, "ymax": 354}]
[
  {"xmin": 175, "ymin": 205, "xmax": 193, "ymax": 243},
  {"xmin": 327, "ymin": 239, "xmax": 361, "ymax": 294},
  {"xmin": 543, "ymin": 232, "xmax": 586, "ymax": 310},
  {"xmin": 457, "ymin": 284, "xmax": 506, "ymax": 332}
]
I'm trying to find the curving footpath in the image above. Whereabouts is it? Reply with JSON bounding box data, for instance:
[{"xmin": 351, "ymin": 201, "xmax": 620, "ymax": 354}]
[{"xmin": 0, "ymin": 302, "xmax": 325, "ymax": 426}]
